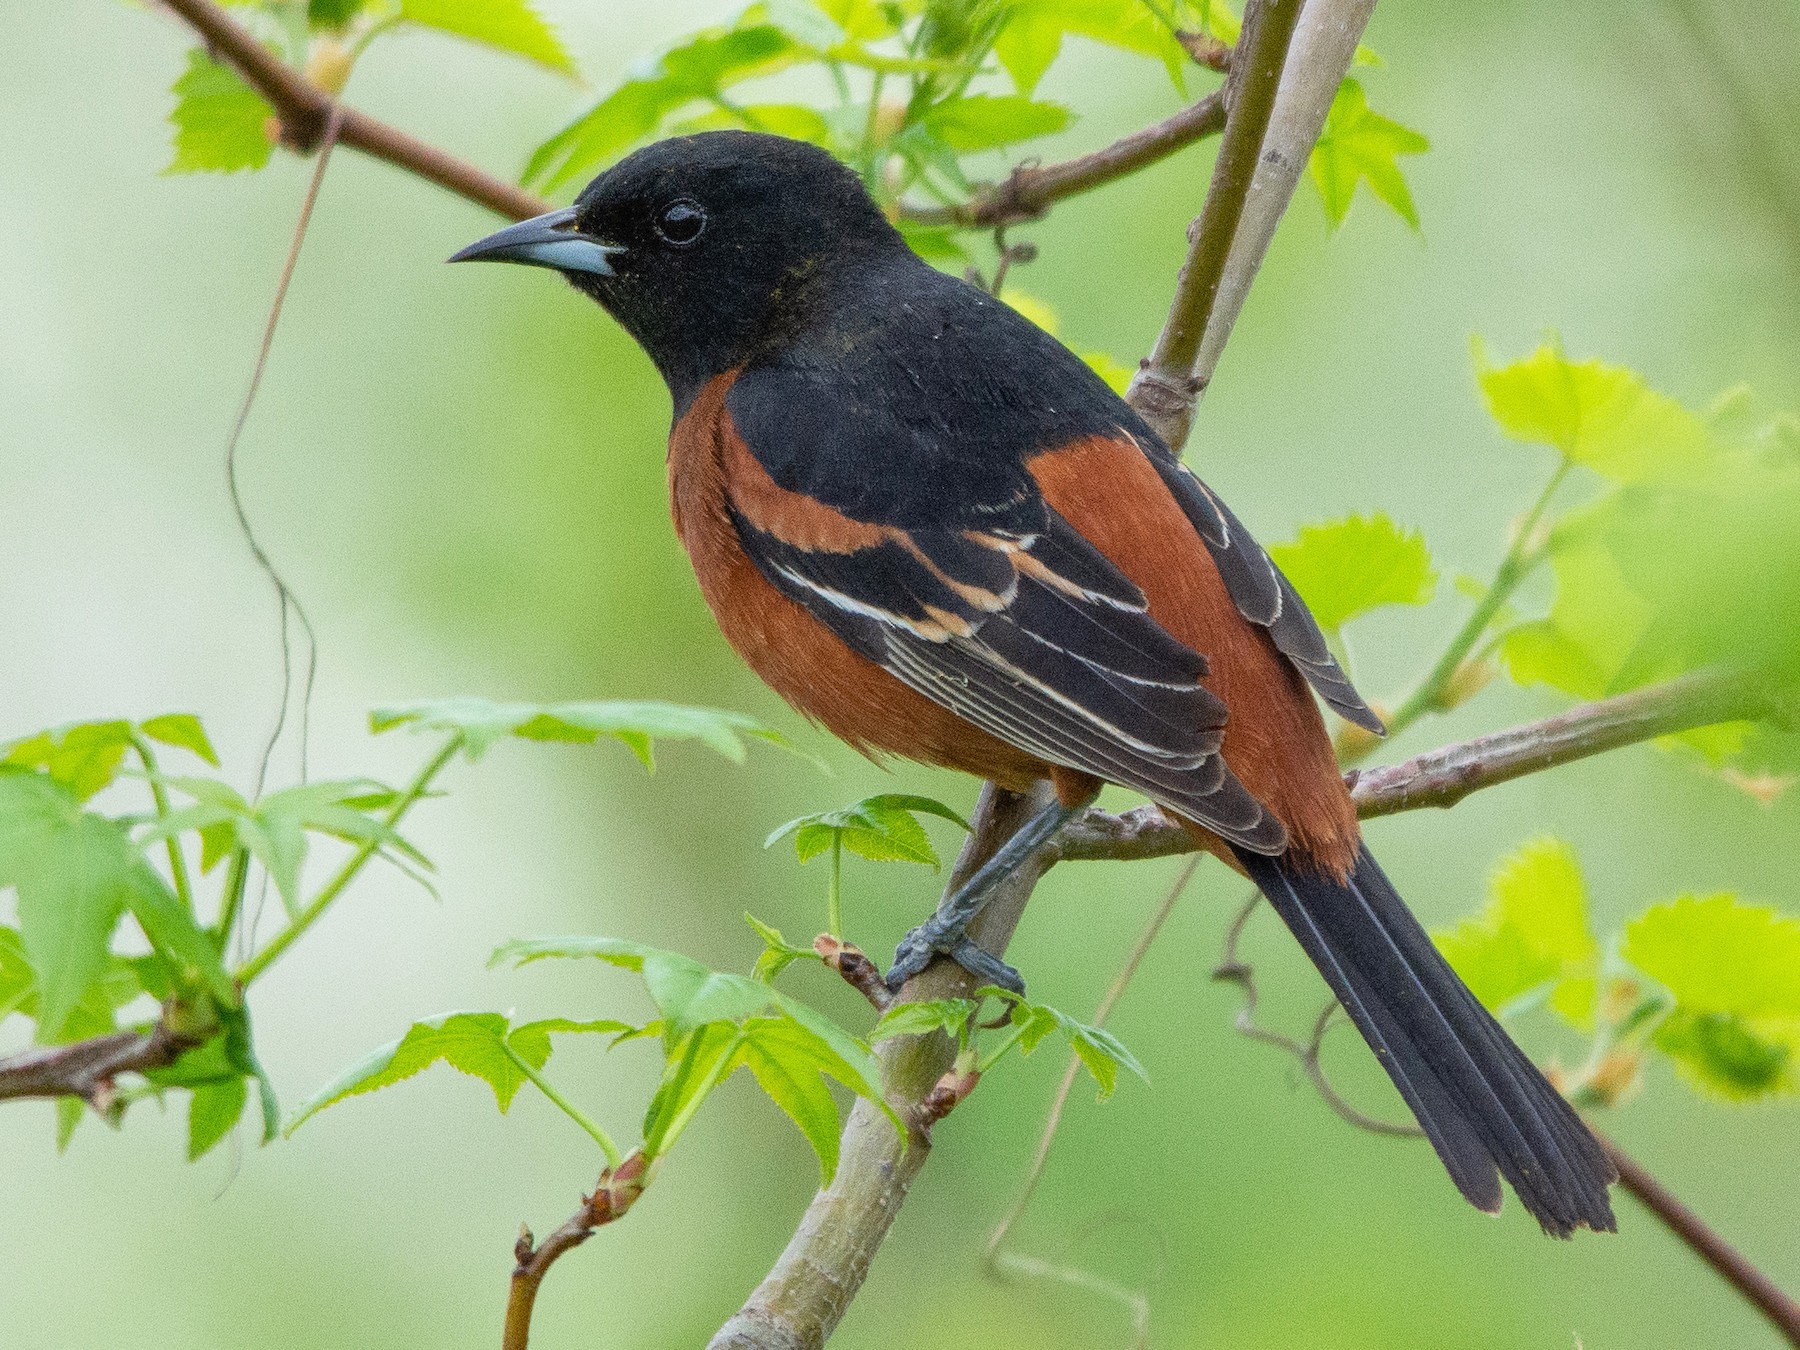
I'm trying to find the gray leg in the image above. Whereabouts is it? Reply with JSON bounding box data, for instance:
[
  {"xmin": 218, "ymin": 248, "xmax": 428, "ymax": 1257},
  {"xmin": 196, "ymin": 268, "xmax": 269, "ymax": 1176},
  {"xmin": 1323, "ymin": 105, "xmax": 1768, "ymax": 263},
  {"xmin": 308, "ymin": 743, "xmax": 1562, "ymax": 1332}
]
[{"xmin": 886, "ymin": 799, "xmax": 1080, "ymax": 992}]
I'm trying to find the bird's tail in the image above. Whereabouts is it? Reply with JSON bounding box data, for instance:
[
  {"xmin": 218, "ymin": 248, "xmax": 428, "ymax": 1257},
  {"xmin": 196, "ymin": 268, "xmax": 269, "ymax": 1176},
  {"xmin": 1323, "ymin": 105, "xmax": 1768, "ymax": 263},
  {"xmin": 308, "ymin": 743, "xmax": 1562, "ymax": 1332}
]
[{"xmin": 1233, "ymin": 842, "xmax": 1617, "ymax": 1236}]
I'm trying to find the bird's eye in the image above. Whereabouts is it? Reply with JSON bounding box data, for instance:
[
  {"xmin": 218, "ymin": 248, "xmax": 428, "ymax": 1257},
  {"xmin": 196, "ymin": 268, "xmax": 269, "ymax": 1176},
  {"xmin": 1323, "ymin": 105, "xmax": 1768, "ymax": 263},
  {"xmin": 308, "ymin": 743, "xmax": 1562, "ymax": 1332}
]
[{"xmin": 654, "ymin": 199, "xmax": 707, "ymax": 247}]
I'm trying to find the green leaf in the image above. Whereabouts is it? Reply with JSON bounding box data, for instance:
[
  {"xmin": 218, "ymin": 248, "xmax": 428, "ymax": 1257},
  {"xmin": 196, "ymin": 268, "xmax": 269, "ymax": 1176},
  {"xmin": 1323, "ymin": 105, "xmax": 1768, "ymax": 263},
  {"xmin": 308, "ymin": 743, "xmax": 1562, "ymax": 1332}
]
[
  {"xmin": 869, "ymin": 998, "xmax": 977, "ymax": 1045},
  {"xmin": 56, "ymin": 1097, "xmax": 82, "ymax": 1153},
  {"xmin": 1002, "ymin": 0, "xmax": 1188, "ymax": 90},
  {"xmin": 994, "ymin": 10, "xmax": 1062, "ymax": 94},
  {"xmin": 669, "ymin": 102, "xmax": 834, "ymax": 145},
  {"xmin": 372, "ymin": 697, "xmax": 782, "ymax": 768},
  {"xmin": 167, "ymin": 50, "xmax": 275, "ymax": 175},
  {"xmin": 924, "ymin": 94, "xmax": 1071, "ymax": 151},
  {"xmin": 744, "ymin": 912, "xmax": 818, "ymax": 983},
  {"xmin": 0, "ymin": 925, "xmax": 33, "ymax": 1022},
  {"xmin": 288, "ymin": 1012, "xmax": 529, "ymax": 1132},
  {"xmin": 736, "ymin": 1015, "xmax": 845, "ymax": 1182},
  {"xmin": 1653, "ymin": 1010, "xmax": 1797, "ymax": 1101},
  {"xmin": 188, "ymin": 1077, "xmax": 248, "ymax": 1161},
  {"xmin": 1308, "ymin": 78, "xmax": 1428, "ymax": 229},
  {"xmin": 766, "ymin": 794, "xmax": 969, "ymax": 868},
  {"xmin": 1624, "ymin": 894, "xmax": 1800, "ymax": 1101},
  {"xmin": 764, "ymin": 0, "xmax": 846, "ymax": 48},
  {"xmin": 1267, "ymin": 514, "xmax": 1437, "ymax": 632},
  {"xmin": 398, "ymin": 0, "xmax": 576, "ymax": 74},
  {"xmin": 1434, "ymin": 838, "xmax": 1599, "ymax": 1022},
  {"xmin": 1474, "ymin": 340, "xmax": 1712, "ymax": 481},
  {"xmin": 139, "ymin": 714, "xmax": 220, "ymax": 767},
  {"xmin": 220, "ymin": 1002, "xmax": 280, "ymax": 1142},
  {"xmin": 505, "ymin": 1017, "xmax": 637, "ymax": 1067},
  {"xmin": 309, "ymin": 0, "xmax": 368, "ymax": 28},
  {"xmin": 1625, "ymin": 894, "xmax": 1800, "ymax": 1019},
  {"xmin": 3, "ymin": 720, "xmax": 135, "ymax": 803},
  {"xmin": 0, "ymin": 771, "xmax": 140, "ymax": 1042},
  {"xmin": 119, "ymin": 855, "xmax": 238, "ymax": 1010},
  {"xmin": 991, "ymin": 994, "xmax": 1147, "ymax": 1100},
  {"xmin": 1081, "ymin": 350, "xmax": 1133, "ymax": 396},
  {"xmin": 524, "ymin": 25, "xmax": 801, "ymax": 192}
]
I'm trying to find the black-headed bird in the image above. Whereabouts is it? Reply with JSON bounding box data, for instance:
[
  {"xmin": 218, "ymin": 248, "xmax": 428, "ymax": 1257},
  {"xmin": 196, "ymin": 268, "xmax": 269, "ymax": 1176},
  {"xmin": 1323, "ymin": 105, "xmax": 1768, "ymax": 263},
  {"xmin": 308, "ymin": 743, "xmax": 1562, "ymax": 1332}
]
[{"xmin": 453, "ymin": 130, "xmax": 1616, "ymax": 1236}]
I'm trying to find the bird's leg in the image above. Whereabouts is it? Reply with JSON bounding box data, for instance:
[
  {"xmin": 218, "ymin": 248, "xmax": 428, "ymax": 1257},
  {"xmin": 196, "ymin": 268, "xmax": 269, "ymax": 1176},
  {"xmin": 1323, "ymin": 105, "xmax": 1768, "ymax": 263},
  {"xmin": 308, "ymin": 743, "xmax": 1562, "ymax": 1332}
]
[{"xmin": 886, "ymin": 798, "xmax": 1081, "ymax": 993}]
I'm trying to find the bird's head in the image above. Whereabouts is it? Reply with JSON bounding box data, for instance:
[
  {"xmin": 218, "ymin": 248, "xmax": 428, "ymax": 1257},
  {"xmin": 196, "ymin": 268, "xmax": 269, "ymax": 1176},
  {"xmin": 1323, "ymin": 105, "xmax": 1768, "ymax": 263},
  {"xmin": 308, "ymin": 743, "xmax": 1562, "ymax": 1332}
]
[{"xmin": 452, "ymin": 130, "xmax": 907, "ymax": 404}]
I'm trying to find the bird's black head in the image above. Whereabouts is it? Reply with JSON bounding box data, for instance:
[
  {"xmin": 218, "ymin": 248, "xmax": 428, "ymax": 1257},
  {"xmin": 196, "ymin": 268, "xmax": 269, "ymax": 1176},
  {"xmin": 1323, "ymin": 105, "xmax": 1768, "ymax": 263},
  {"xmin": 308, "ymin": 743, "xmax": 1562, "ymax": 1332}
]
[{"xmin": 453, "ymin": 131, "xmax": 910, "ymax": 407}]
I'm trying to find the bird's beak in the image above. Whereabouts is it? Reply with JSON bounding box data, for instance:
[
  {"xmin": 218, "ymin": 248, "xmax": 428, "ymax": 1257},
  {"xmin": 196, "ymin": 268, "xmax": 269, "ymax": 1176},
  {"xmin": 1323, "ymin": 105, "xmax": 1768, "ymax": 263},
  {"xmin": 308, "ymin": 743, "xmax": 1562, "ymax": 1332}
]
[{"xmin": 448, "ymin": 206, "xmax": 624, "ymax": 277}]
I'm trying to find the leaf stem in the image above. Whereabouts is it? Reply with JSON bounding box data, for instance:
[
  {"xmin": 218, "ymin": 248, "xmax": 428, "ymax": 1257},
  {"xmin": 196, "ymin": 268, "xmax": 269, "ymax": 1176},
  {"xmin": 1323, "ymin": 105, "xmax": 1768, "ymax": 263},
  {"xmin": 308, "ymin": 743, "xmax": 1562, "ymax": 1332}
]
[
  {"xmin": 214, "ymin": 847, "xmax": 251, "ymax": 951},
  {"xmin": 502, "ymin": 1044, "xmax": 622, "ymax": 1168},
  {"xmin": 1381, "ymin": 462, "xmax": 1570, "ymax": 743},
  {"xmin": 649, "ymin": 1032, "xmax": 742, "ymax": 1160},
  {"xmin": 234, "ymin": 734, "xmax": 460, "ymax": 986},
  {"xmin": 827, "ymin": 836, "xmax": 845, "ymax": 939},
  {"xmin": 130, "ymin": 734, "xmax": 197, "ymax": 915}
]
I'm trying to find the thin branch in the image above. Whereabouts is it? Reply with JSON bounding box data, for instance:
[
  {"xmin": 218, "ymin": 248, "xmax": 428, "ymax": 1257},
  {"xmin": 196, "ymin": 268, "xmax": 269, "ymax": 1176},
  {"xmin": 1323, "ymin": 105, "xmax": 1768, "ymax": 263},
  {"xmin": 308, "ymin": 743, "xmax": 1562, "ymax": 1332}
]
[
  {"xmin": 1127, "ymin": 0, "xmax": 1306, "ymax": 448},
  {"xmin": 0, "ymin": 1019, "xmax": 197, "ymax": 1107},
  {"xmin": 156, "ymin": 0, "xmax": 548, "ymax": 222},
  {"xmin": 504, "ymin": 1152, "xmax": 648, "ymax": 1350},
  {"xmin": 901, "ymin": 91, "xmax": 1227, "ymax": 228},
  {"xmin": 1056, "ymin": 670, "xmax": 1785, "ymax": 863},
  {"xmin": 1601, "ymin": 1134, "xmax": 1800, "ymax": 1349},
  {"xmin": 708, "ymin": 784, "xmax": 1059, "ymax": 1350}
]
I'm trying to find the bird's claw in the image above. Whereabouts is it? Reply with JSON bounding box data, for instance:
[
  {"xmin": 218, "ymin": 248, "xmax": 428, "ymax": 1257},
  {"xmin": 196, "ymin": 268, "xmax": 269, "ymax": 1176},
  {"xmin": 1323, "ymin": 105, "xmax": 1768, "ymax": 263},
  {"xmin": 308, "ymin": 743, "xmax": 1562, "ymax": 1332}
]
[{"xmin": 885, "ymin": 924, "xmax": 1025, "ymax": 996}]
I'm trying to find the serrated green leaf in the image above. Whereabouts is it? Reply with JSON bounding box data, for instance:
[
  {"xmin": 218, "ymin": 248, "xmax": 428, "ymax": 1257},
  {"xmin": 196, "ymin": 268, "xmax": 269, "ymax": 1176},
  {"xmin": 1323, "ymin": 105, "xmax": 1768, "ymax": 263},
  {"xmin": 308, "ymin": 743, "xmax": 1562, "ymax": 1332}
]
[
  {"xmin": 766, "ymin": 793, "xmax": 969, "ymax": 868},
  {"xmin": 1268, "ymin": 514, "xmax": 1437, "ymax": 632},
  {"xmin": 372, "ymin": 696, "xmax": 780, "ymax": 768},
  {"xmin": 287, "ymin": 1012, "xmax": 529, "ymax": 1133},
  {"xmin": 3, "ymin": 720, "xmax": 135, "ymax": 803},
  {"xmin": 139, "ymin": 714, "xmax": 220, "ymax": 767},
  {"xmin": 737, "ymin": 1014, "xmax": 845, "ymax": 1182},
  {"xmin": 1474, "ymin": 340, "xmax": 1711, "ymax": 481},
  {"xmin": 744, "ymin": 911, "xmax": 817, "ymax": 983},
  {"xmin": 869, "ymin": 997, "xmax": 977, "ymax": 1045},
  {"xmin": 524, "ymin": 25, "xmax": 801, "ymax": 192},
  {"xmin": 0, "ymin": 771, "xmax": 134, "ymax": 1042},
  {"xmin": 1003, "ymin": 0, "xmax": 1188, "ymax": 89},
  {"xmin": 1434, "ymin": 838, "xmax": 1599, "ymax": 1022},
  {"xmin": 1625, "ymin": 894, "xmax": 1800, "ymax": 1018},
  {"xmin": 994, "ymin": 10, "xmax": 1062, "ymax": 94},
  {"xmin": 188, "ymin": 1077, "xmax": 248, "ymax": 1161},
  {"xmin": 643, "ymin": 1020, "xmax": 742, "ymax": 1155},
  {"xmin": 506, "ymin": 1017, "xmax": 637, "ymax": 1066},
  {"xmin": 994, "ymin": 994, "xmax": 1146, "ymax": 1099},
  {"xmin": 399, "ymin": 0, "xmax": 576, "ymax": 75},
  {"xmin": 167, "ymin": 50, "xmax": 275, "ymax": 175},
  {"xmin": 1308, "ymin": 78, "xmax": 1428, "ymax": 229},
  {"xmin": 924, "ymin": 94, "xmax": 1071, "ymax": 151}
]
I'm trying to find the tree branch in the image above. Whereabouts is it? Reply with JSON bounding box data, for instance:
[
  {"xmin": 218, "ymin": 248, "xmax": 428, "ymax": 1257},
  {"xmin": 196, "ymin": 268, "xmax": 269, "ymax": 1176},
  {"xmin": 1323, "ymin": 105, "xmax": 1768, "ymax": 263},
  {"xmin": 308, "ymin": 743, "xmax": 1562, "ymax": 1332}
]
[
  {"xmin": 1127, "ymin": 0, "xmax": 1306, "ymax": 447},
  {"xmin": 707, "ymin": 783, "xmax": 1058, "ymax": 1350},
  {"xmin": 156, "ymin": 0, "xmax": 548, "ymax": 221},
  {"xmin": 0, "ymin": 1020, "xmax": 196, "ymax": 1108},
  {"xmin": 504, "ymin": 1152, "xmax": 648, "ymax": 1350},
  {"xmin": 1057, "ymin": 670, "xmax": 1784, "ymax": 863},
  {"xmin": 1601, "ymin": 1134, "xmax": 1800, "ymax": 1349},
  {"xmin": 900, "ymin": 91, "xmax": 1227, "ymax": 229}
]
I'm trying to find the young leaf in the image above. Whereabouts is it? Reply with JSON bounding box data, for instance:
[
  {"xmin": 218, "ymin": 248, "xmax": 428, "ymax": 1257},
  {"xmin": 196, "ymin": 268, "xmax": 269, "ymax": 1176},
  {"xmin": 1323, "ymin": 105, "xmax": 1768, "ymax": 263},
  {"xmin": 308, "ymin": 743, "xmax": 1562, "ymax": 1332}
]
[
  {"xmin": 0, "ymin": 925, "xmax": 33, "ymax": 1021},
  {"xmin": 220, "ymin": 1002, "xmax": 280, "ymax": 1143},
  {"xmin": 1624, "ymin": 894, "xmax": 1800, "ymax": 1101},
  {"xmin": 167, "ymin": 50, "xmax": 276, "ymax": 175},
  {"xmin": 923, "ymin": 94, "xmax": 1071, "ymax": 151},
  {"xmin": 1473, "ymin": 340, "xmax": 1711, "ymax": 482},
  {"xmin": 744, "ymin": 912, "xmax": 819, "ymax": 983},
  {"xmin": 139, "ymin": 714, "xmax": 220, "ymax": 767},
  {"xmin": 371, "ymin": 697, "xmax": 782, "ymax": 767},
  {"xmin": 188, "ymin": 1077, "xmax": 248, "ymax": 1162},
  {"xmin": 3, "ymin": 720, "xmax": 135, "ymax": 803},
  {"xmin": 987, "ymin": 992, "xmax": 1147, "ymax": 1099},
  {"xmin": 869, "ymin": 998, "xmax": 977, "ymax": 1045},
  {"xmin": 398, "ymin": 0, "xmax": 577, "ymax": 75},
  {"xmin": 524, "ymin": 25, "xmax": 801, "ymax": 192},
  {"xmin": 994, "ymin": 10, "xmax": 1062, "ymax": 94},
  {"xmin": 288, "ymin": 1012, "xmax": 531, "ymax": 1132},
  {"xmin": 1308, "ymin": 78, "xmax": 1428, "ymax": 229},
  {"xmin": 1433, "ymin": 838, "xmax": 1599, "ymax": 1023},
  {"xmin": 643, "ymin": 1021, "xmax": 741, "ymax": 1155},
  {"xmin": 766, "ymin": 793, "xmax": 970, "ymax": 868},
  {"xmin": 736, "ymin": 1016, "xmax": 844, "ymax": 1182},
  {"xmin": 1267, "ymin": 514, "xmax": 1437, "ymax": 632}
]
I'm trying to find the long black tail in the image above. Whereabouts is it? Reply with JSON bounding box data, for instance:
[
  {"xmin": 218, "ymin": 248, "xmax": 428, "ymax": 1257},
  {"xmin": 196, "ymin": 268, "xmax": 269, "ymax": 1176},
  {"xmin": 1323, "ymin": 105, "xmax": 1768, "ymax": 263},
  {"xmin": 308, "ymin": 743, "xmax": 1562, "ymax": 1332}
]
[{"xmin": 1235, "ymin": 843, "xmax": 1617, "ymax": 1236}]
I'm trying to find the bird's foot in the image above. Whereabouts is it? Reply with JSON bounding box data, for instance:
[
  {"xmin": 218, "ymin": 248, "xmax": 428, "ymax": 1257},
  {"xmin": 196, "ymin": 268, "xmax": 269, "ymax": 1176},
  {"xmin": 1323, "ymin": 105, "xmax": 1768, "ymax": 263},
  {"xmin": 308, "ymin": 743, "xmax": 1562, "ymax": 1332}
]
[{"xmin": 886, "ymin": 924, "xmax": 1025, "ymax": 995}]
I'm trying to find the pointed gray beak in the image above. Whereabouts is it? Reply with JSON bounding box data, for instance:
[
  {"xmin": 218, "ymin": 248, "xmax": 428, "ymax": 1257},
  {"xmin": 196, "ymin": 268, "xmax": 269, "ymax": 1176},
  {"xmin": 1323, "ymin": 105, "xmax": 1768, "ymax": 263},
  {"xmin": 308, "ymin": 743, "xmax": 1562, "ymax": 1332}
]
[{"xmin": 448, "ymin": 206, "xmax": 624, "ymax": 277}]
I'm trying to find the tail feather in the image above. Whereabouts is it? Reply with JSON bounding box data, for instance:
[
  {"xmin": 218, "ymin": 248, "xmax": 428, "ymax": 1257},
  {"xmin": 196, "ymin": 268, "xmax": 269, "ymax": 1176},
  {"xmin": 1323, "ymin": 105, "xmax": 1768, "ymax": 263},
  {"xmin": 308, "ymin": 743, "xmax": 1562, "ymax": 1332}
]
[{"xmin": 1236, "ymin": 843, "xmax": 1617, "ymax": 1237}]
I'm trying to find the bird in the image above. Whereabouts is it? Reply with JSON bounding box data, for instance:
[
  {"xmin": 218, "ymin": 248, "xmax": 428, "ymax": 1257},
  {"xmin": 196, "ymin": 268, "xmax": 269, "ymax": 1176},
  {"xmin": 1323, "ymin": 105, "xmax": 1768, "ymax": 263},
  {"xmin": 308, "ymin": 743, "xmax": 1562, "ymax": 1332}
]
[{"xmin": 452, "ymin": 129, "xmax": 1617, "ymax": 1237}]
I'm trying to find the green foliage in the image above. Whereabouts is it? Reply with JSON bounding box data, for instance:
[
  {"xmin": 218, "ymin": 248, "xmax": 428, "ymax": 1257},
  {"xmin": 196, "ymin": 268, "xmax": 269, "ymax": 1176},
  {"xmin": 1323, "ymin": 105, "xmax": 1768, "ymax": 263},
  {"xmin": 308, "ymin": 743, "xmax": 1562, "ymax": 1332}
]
[
  {"xmin": 396, "ymin": 0, "xmax": 576, "ymax": 74},
  {"xmin": 1625, "ymin": 895, "xmax": 1800, "ymax": 1100},
  {"xmin": 744, "ymin": 912, "xmax": 821, "ymax": 983},
  {"xmin": 870, "ymin": 997, "xmax": 978, "ymax": 1046},
  {"xmin": 1268, "ymin": 514, "xmax": 1437, "ymax": 633},
  {"xmin": 287, "ymin": 1011, "xmax": 627, "ymax": 1129},
  {"xmin": 923, "ymin": 94, "xmax": 1071, "ymax": 150},
  {"xmin": 1308, "ymin": 78, "xmax": 1429, "ymax": 229},
  {"xmin": 3, "ymin": 715, "xmax": 212, "ymax": 803},
  {"xmin": 766, "ymin": 793, "xmax": 969, "ymax": 867},
  {"xmin": 167, "ymin": 50, "xmax": 275, "ymax": 175},
  {"xmin": 986, "ymin": 990, "xmax": 1147, "ymax": 1099},
  {"xmin": 371, "ymin": 697, "xmax": 783, "ymax": 767},
  {"xmin": 1435, "ymin": 838, "xmax": 1598, "ymax": 1023}
]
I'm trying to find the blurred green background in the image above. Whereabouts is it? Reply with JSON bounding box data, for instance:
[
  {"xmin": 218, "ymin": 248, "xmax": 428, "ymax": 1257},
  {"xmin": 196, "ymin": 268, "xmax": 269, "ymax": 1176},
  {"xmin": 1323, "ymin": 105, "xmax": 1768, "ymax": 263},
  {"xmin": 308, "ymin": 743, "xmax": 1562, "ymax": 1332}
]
[{"xmin": 3, "ymin": 2, "xmax": 1798, "ymax": 1346}]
